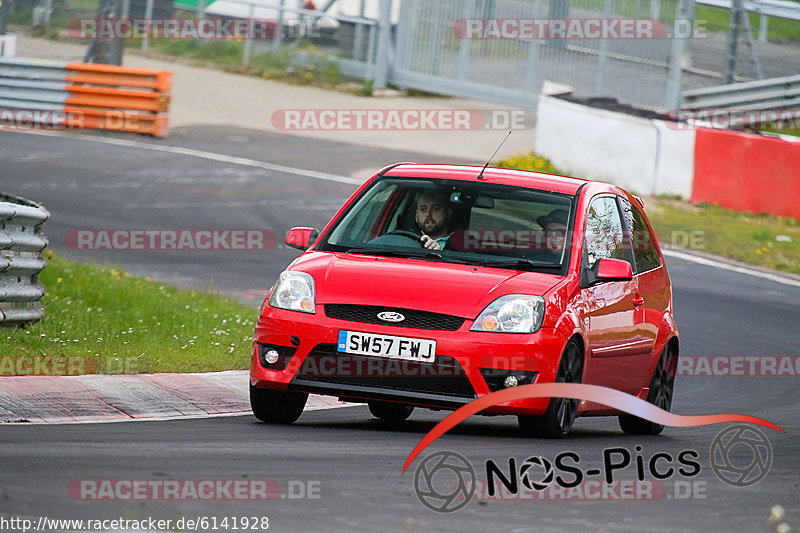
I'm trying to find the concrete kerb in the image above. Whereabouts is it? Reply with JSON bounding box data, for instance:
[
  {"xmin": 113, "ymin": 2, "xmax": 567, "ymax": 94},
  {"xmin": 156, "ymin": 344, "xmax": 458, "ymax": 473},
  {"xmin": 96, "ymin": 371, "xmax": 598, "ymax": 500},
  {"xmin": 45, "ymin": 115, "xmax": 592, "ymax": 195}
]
[{"xmin": 0, "ymin": 370, "xmax": 354, "ymax": 424}]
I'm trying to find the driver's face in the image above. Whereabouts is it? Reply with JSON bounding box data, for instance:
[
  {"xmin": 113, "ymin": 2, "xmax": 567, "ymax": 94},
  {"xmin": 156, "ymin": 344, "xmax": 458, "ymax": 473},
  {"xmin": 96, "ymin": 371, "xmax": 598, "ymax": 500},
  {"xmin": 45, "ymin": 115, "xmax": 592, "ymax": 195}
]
[
  {"xmin": 545, "ymin": 222, "xmax": 567, "ymax": 251},
  {"xmin": 415, "ymin": 195, "xmax": 450, "ymax": 238}
]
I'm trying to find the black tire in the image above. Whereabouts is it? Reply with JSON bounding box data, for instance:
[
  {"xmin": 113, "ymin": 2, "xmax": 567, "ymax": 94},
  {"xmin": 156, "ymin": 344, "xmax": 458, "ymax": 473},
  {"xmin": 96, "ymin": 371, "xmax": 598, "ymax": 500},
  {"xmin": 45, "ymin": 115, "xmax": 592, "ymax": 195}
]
[
  {"xmin": 368, "ymin": 401, "xmax": 414, "ymax": 421},
  {"xmin": 619, "ymin": 343, "xmax": 677, "ymax": 435},
  {"xmin": 518, "ymin": 340, "xmax": 583, "ymax": 438},
  {"xmin": 250, "ymin": 385, "xmax": 307, "ymax": 424}
]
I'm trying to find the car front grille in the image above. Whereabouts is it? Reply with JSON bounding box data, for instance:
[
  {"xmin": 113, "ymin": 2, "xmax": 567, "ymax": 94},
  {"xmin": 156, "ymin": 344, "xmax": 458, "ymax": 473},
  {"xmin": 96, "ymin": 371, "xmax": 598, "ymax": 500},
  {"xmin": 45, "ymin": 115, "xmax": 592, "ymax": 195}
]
[
  {"xmin": 292, "ymin": 343, "xmax": 476, "ymax": 399},
  {"xmin": 324, "ymin": 304, "xmax": 465, "ymax": 331}
]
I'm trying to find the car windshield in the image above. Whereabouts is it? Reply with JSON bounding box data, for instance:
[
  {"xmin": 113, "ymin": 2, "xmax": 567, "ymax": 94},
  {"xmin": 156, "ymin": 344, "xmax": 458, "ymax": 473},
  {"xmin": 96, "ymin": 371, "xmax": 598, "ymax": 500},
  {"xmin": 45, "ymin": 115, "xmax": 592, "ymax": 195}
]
[{"xmin": 318, "ymin": 177, "xmax": 575, "ymax": 272}]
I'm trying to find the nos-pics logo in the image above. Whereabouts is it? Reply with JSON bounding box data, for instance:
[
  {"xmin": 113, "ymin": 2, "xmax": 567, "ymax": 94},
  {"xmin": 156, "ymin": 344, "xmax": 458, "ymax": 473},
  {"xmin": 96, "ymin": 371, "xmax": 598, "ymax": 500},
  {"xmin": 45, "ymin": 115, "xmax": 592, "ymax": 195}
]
[{"xmin": 412, "ymin": 424, "xmax": 773, "ymax": 513}]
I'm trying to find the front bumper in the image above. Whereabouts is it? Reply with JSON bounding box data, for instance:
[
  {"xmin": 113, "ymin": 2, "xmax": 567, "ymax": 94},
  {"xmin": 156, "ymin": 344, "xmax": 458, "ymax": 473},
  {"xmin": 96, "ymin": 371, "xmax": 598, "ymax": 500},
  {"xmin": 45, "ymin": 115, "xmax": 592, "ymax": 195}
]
[{"xmin": 250, "ymin": 305, "xmax": 569, "ymax": 415}]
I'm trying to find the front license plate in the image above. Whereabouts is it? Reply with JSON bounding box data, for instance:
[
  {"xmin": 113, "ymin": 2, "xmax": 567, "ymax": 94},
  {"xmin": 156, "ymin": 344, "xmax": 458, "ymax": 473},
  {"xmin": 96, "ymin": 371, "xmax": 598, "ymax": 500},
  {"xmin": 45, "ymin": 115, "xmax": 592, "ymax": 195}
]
[{"xmin": 337, "ymin": 331, "xmax": 436, "ymax": 363}]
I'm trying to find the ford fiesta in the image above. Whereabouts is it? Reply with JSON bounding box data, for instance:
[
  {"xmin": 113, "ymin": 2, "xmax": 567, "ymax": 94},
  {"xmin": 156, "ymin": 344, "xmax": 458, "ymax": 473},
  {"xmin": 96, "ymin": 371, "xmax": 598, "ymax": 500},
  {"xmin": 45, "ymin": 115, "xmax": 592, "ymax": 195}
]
[{"xmin": 250, "ymin": 163, "xmax": 679, "ymax": 437}]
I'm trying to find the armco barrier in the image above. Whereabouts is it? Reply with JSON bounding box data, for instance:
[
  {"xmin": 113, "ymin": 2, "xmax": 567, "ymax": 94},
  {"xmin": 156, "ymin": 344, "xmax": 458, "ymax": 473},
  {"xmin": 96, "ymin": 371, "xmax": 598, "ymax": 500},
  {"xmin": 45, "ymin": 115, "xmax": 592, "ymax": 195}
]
[
  {"xmin": 682, "ymin": 74, "xmax": 800, "ymax": 112},
  {"xmin": 692, "ymin": 128, "xmax": 800, "ymax": 219},
  {"xmin": 0, "ymin": 57, "xmax": 171, "ymax": 137},
  {"xmin": 0, "ymin": 193, "xmax": 49, "ymax": 325}
]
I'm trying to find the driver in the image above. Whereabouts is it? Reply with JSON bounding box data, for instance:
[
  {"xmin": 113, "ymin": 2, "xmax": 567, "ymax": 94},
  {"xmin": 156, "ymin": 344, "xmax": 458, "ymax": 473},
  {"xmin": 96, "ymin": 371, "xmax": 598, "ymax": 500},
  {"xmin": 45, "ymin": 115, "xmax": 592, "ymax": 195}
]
[{"xmin": 414, "ymin": 191, "xmax": 453, "ymax": 251}]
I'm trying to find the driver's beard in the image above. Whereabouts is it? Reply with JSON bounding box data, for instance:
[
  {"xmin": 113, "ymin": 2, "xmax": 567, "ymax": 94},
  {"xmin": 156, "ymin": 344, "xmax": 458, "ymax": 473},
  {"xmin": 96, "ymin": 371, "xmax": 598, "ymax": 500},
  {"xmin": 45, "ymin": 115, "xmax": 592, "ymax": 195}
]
[{"xmin": 422, "ymin": 218, "xmax": 442, "ymax": 236}]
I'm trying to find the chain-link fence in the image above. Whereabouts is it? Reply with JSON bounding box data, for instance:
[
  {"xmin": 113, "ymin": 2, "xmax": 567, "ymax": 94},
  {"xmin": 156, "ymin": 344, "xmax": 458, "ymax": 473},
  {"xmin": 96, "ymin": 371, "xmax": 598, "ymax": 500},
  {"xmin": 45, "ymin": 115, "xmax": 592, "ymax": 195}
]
[{"xmin": 394, "ymin": 0, "xmax": 685, "ymax": 110}]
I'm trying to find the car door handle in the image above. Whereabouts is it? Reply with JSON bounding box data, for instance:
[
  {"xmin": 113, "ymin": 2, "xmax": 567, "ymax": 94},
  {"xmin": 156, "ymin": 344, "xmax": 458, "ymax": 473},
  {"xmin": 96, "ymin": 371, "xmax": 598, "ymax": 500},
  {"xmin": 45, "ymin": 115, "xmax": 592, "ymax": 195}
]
[{"xmin": 632, "ymin": 295, "xmax": 645, "ymax": 306}]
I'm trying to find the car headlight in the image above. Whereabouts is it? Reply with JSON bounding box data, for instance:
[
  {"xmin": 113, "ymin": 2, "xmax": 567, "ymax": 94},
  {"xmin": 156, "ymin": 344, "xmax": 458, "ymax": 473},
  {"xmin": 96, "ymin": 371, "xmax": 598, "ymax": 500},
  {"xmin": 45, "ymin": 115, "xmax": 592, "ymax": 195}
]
[
  {"xmin": 471, "ymin": 295, "xmax": 545, "ymax": 333},
  {"xmin": 268, "ymin": 271, "xmax": 315, "ymax": 313}
]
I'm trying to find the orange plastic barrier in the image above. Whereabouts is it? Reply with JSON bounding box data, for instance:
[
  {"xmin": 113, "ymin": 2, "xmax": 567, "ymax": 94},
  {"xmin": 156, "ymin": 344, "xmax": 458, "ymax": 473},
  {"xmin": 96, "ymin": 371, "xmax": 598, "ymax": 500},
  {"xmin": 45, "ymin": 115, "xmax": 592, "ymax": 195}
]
[
  {"xmin": 63, "ymin": 63, "xmax": 171, "ymax": 137},
  {"xmin": 63, "ymin": 106, "xmax": 169, "ymax": 137},
  {"xmin": 692, "ymin": 128, "xmax": 800, "ymax": 220},
  {"xmin": 65, "ymin": 63, "xmax": 171, "ymax": 92}
]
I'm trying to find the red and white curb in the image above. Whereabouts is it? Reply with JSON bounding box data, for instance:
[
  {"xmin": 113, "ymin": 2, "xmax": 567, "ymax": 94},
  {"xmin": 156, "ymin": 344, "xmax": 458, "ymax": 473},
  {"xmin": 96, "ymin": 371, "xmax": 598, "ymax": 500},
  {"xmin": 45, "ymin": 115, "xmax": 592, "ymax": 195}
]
[{"xmin": 0, "ymin": 370, "xmax": 354, "ymax": 424}]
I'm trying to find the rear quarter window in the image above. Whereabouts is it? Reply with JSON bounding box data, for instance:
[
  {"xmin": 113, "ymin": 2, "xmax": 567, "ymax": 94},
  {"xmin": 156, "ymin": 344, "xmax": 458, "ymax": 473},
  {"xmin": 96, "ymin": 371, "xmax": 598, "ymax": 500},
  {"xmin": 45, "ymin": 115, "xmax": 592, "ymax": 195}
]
[{"xmin": 620, "ymin": 198, "xmax": 662, "ymax": 273}]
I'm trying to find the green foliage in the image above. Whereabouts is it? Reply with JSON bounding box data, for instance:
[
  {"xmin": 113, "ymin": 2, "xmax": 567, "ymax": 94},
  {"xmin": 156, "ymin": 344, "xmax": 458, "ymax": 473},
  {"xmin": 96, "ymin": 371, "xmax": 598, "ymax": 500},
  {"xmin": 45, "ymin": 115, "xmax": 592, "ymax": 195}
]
[
  {"xmin": 0, "ymin": 253, "xmax": 257, "ymax": 374},
  {"xmin": 495, "ymin": 151, "xmax": 561, "ymax": 174},
  {"xmin": 649, "ymin": 197, "xmax": 800, "ymax": 273}
]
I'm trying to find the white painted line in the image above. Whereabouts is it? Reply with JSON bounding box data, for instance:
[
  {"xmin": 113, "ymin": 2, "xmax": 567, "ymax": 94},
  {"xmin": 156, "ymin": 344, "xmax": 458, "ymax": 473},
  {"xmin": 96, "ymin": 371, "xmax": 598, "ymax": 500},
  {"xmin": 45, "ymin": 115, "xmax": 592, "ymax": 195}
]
[
  {"xmin": 662, "ymin": 249, "xmax": 800, "ymax": 288},
  {"xmin": 10, "ymin": 129, "xmax": 363, "ymax": 185},
  {"xmin": 3, "ymin": 402, "xmax": 359, "ymax": 425}
]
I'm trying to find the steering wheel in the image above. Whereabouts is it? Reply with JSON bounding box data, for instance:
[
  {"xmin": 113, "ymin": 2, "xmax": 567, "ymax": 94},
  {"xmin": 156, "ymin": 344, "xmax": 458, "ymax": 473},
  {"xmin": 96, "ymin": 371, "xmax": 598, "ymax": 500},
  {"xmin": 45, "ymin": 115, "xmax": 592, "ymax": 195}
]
[{"xmin": 387, "ymin": 230, "xmax": 423, "ymax": 243}]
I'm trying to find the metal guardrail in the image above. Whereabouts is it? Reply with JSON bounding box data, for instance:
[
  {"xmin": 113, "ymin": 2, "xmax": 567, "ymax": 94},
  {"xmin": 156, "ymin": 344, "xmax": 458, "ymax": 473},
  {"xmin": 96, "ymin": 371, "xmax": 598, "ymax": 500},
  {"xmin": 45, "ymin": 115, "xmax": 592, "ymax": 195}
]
[
  {"xmin": 682, "ymin": 74, "xmax": 800, "ymax": 110},
  {"xmin": 0, "ymin": 193, "xmax": 49, "ymax": 326},
  {"xmin": 0, "ymin": 57, "xmax": 172, "ymax": 136}
]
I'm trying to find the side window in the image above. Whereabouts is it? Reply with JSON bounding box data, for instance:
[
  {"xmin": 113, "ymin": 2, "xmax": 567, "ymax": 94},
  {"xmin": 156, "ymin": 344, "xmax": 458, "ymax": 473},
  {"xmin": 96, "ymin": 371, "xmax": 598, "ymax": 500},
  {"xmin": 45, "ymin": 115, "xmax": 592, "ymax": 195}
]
[
  {"xmin": 619, "ymin": 198, "xmax": 662, "ymax": 273},
  {"xmin": 584, "ymin": 196, "xmax": 629, "ymax": 268},
  {"xmin": 327, "ymin": 181, "xmax": 396, "ymax": 244}
]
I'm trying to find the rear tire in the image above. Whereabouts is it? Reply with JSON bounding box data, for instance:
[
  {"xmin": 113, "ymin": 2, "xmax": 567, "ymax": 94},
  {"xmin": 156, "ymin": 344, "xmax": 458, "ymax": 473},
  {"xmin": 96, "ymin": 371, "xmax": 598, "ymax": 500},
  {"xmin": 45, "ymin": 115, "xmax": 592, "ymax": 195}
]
[
  {"xmin": 368, "ymin": 401, "xmax": 414, "ymax": 421},
  {"xmin": 619, "ymin": 343, "xmax": 677, "ymax": 435},
  {"xmin": 518, "ymin": 340, "xmax": 583, "ymax": 438},
  {"xmin": 250, "ymin": 385, "xmax": 307, "ymax": 424}
]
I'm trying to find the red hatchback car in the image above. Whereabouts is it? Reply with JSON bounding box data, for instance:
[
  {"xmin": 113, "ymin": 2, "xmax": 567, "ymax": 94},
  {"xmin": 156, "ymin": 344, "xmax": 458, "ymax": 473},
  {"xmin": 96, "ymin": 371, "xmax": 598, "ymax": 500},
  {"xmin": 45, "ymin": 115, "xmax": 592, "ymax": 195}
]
[{"xmin": 250, "ymin": 163, "xmax": 679, "ymax": 437}]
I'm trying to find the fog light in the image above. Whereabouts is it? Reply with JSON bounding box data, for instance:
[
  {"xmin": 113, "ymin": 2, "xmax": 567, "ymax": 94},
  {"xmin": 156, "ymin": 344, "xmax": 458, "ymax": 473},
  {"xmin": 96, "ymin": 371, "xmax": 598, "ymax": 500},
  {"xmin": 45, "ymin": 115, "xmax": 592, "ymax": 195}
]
[
  {"xmin": 503, "ymin": 375, "xmax": 520, "ymax": 388},
  {"xmin": 264, "ymin": 349, "xmax": 280, "ymax": 364}
]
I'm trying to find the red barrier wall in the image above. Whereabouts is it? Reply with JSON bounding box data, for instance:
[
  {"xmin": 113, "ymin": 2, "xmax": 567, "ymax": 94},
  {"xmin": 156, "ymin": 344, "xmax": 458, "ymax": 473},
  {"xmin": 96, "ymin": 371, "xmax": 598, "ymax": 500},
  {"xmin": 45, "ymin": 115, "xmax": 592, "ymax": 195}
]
[{"xmin": 692, "ymin": 128, "xmax": 800, "ymax": 220}]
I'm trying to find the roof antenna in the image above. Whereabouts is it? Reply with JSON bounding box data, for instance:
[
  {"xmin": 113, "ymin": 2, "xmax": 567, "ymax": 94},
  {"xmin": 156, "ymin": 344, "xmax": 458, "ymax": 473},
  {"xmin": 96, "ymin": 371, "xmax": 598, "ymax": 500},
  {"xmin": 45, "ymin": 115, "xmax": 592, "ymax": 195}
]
[{"xmin": 477, "ymin": 131, "xmax": 512, "ymax": 180}]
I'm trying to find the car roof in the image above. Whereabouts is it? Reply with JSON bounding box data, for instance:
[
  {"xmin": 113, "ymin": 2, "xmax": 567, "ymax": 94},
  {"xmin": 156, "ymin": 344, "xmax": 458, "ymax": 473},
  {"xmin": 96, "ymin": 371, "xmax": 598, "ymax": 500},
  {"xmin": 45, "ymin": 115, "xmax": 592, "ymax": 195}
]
[{"xmin": 381, "ymin": 163, "xmax": 589, "ymax": 195}]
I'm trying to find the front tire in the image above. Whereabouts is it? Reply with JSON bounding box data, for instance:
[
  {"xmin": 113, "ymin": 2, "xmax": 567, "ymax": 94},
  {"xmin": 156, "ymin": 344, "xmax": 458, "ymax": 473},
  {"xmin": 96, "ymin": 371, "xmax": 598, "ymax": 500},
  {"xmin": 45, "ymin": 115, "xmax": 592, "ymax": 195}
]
[
  {"xmin": 518, "ymin": 340, "xmax": 583, "ymax": 438},
  {"xmin": 619, "ymin": 343, "xmax": 677, "ymax": 435},
  {"xmin": 368, "ymin": 401, "xmax": 414, "ymax": 421},
  {"xmin": 250, "ymin": 385, "xmax": 307, "ymax": 424}
]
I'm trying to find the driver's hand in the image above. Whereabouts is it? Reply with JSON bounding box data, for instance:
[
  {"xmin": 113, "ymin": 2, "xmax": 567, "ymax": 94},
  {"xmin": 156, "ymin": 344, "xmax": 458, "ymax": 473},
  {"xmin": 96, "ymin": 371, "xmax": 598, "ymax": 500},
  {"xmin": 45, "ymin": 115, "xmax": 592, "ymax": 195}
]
[{"xmin": 421, "ymin": 235, "xmax": 442, "ymax": 250}]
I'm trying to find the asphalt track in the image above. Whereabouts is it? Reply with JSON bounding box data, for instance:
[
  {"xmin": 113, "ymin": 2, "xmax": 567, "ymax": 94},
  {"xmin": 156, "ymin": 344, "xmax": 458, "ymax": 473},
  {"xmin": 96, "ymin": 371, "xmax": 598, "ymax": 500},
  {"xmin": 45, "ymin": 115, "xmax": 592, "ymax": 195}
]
[{"xmin": 0, "ymin": 127, "xmax": 798, "ymax": 532}]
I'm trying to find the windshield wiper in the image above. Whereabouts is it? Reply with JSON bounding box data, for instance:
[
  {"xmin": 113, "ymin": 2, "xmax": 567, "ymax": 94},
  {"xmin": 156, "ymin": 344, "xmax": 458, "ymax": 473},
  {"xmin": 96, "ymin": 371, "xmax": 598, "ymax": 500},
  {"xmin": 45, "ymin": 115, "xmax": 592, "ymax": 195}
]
[
  {"xmin": 344, "ymin": 248, "xmax": 443, "ymax": 260},
  {"xmin": 479, "ymin": 258, "xmax": 562, "ymax": 270},
  {"xmin": 344, "ymin": 248, "xmax": 482, "ymax": 265}
]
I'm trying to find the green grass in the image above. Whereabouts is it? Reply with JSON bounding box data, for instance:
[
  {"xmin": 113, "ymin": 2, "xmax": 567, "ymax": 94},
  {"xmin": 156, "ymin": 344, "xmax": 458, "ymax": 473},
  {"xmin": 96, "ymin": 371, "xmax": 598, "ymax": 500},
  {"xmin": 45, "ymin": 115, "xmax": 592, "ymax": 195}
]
[
  {"xmin": 0, "ymin": 252, "xmax": 257, "ymax": 374},
  {"xmin": 568, "ymin": 0, "xmax": 800, "ymax": 42},
  {"xmin": 495, "ymin": 151, "xmax": 800, "ymax": 274},
  {"xmin": 135, "ymin": 39, "xmax": 343, "ymax": 87},
  {"xmin": 647, "ymin": 198, "xmax": 800, "ymax": 273},
  {"xmin": 694, "ymin": 4, "xmax": 800, "ymax": 43},
  {"xmin": 758, "ymin": 127, "xmax": 800, "ymax": 138}
]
